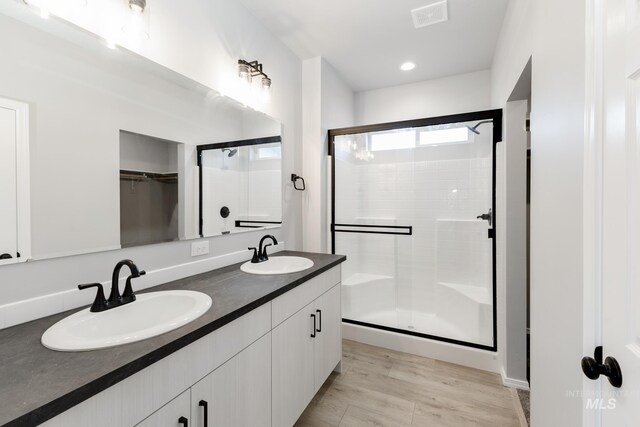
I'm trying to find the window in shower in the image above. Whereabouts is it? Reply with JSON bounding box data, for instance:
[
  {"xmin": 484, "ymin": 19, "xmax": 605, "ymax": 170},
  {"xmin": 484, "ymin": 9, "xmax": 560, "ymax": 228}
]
[{"xmin": 329, "ymin": 109, "xmax": 501, "ymax": 351}]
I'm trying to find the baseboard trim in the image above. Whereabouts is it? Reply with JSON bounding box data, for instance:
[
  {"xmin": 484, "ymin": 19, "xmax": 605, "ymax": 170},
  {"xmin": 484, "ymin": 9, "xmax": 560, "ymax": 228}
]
[
  {"xmin": 501, "ymin": 367, "xmax": 530, "ymax": 390},
  {"xmin": 0, "ymin": 244, "xmax": 284, "ymax": 330},
  {"xmin": 342, "ymin": 322, "xmax": 501, "ymax": 373}
]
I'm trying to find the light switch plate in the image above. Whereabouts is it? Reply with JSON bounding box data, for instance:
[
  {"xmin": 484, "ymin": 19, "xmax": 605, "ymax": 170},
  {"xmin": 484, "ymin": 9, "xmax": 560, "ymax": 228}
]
[{"xmin": 191, "ymin": 241, "xmax": 209, "ymax": 257}]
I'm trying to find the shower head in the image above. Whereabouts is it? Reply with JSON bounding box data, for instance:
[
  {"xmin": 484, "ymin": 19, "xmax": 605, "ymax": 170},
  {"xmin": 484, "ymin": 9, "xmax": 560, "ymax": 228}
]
[
  {"xmin": 222, "ymin": 148, "xmax": 238, "ymax": 157},
  {"xmin": 466, "ymin": 120, "xmax": 493, "ymax": 135}
]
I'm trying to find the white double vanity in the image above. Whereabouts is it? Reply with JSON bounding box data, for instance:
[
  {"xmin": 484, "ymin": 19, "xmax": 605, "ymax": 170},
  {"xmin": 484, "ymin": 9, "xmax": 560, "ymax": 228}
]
[{"xmin": 0, "ymin": 254, "xmax": 344, "ymax": 427}]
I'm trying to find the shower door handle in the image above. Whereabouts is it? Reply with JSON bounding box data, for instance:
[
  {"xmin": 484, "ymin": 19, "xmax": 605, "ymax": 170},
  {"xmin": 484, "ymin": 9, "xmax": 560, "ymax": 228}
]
[{"xmin": 477, "ymin": 209, "xmax": 492, "ymax": 227}]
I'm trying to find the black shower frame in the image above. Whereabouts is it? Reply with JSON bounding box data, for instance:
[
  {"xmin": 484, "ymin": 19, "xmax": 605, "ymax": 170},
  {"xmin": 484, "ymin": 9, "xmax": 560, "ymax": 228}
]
[
  {"xmin": 196, "ymin": 135, "xmax": 282, "ymax": 237},
  {"xmin": 328, "ymin": 108, "xmax": 502, "ymax": 352}
]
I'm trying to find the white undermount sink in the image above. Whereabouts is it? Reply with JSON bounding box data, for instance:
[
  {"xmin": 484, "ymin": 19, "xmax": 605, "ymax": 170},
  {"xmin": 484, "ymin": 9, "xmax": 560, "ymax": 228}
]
[
  {"xmin": 240, "ymin": 256, "xmax": 314, "ymax": 275},
  {"xmin": 41, "ymin": 290, "xmax": 212, "ymax": 352}
]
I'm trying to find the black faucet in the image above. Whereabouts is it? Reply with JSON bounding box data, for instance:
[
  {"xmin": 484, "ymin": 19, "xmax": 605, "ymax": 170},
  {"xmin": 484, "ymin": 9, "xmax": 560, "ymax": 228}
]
[
  {"xmin": 78, "ymin": 259, "xmax": 145, "ymax": 312},
  {"xmin": 248, "ymin": 235, "xmax": 278, "ymax": 263}
]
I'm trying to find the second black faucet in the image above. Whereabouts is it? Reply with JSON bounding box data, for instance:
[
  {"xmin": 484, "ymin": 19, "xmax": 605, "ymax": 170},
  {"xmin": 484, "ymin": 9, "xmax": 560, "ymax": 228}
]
[{"xmin": 248, "ymin": 235, "xmax": 278, "ymax": 264}]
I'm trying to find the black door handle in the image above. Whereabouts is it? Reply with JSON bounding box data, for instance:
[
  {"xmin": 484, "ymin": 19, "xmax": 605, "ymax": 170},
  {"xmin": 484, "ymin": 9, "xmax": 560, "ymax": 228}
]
[
  {"xmin": 316, "ymin": 309, "xmax": 322, "ymax": 333},
  {"xmin": 199, "ymin": 400, "xmax": 208, "ymax": 427},
  {"xmin": 582, "ymin": 346, "xmax": 623, "ymax": 388},
  {"xmin": 178, "ymin": 416, "xmax": 189, "ymax": 427},
  {"xmin": 476, "ymin": 208, "xmax": 492, "ymax": 227},
  {"xmin": 310, "ymin": 313, "xmax": 316, "ymax": 338},
  {"xmin": 0, "ymin": 253, "xmax": 12, "ymax": 260}
]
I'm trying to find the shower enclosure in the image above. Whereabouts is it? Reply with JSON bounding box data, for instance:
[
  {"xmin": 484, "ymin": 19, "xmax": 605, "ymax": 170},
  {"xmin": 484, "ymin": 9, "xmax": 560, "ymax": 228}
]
[{"xmin": 330, "ymin": 110, "xmax": 501, "ymax": 350}]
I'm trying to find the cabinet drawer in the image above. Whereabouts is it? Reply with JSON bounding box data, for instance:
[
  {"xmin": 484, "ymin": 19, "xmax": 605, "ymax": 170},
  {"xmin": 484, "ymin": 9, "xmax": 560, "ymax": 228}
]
[{"xmin": 271, "ymin": 267, "xmax": 341, "ymax": 327}]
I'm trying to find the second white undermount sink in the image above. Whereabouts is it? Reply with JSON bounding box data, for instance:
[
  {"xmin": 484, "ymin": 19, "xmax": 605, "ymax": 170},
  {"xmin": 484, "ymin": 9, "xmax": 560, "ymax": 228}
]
[
  {"xmin": 41, "ymin": 290, "xmax": 212, "ymax": 352},
  {"xmin": 240, "ymin": 256, "xmax": 314, "ymax": 275}
]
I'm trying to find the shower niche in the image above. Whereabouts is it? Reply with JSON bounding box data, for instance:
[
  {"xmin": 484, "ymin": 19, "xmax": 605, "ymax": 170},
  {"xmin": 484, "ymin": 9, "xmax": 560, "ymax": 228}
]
[
  {"xmin": 330, "ymin": 109, "xmax": 501, "ymax": 350},
  {"xmin": 197, "ymin": 135, "xmax": 282, "ymax": 237}
]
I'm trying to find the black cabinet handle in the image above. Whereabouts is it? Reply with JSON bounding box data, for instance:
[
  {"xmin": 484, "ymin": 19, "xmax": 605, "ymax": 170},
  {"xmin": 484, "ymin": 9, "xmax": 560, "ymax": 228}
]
[
  {"xmin": 316, "ymin": 309, "xmax": 322, "ymax": 333},
  {"xmin": 178, "ymin": 416, "xmax": 188, "ymax": 427},
  {"xmin": 199, "ymin": 400, "xmax": 208, "ymax": 427},
  {"xmin": 310, "ymin": 313, "xmax": 316, "ymax": 338},
  {"xmin": 0, "ymin": 253, "xmax": 12, "ymax": 260}
]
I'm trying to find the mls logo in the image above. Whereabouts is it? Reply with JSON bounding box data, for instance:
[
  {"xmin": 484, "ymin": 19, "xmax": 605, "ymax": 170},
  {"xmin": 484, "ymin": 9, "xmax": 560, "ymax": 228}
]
[{"xmin": 586, "ymin": 398, "xmax": 617, "ymax": 410}]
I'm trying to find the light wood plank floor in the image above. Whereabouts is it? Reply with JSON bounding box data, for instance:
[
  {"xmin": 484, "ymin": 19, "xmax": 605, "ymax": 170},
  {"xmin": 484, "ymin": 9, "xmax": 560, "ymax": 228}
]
[{"xmin": 295, "ymin": 340, "xmax": 522, "ymax": 427}]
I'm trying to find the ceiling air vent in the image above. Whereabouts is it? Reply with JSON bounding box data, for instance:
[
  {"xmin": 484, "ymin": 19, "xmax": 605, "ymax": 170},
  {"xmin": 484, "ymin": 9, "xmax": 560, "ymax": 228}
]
[{"xmin": 411, "ymin": 1, "xmax": 448, "ymax": 29}]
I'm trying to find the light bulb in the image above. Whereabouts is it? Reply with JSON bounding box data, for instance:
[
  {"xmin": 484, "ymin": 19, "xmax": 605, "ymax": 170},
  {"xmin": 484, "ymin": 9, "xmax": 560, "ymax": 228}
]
[
  {"xmin": 238, "ymin": 63, "xmax": 252, "ymax": 85},
  {"xmin": 260, "ymin": 76, "xmax": 271, "ymax": 104},
  {"xmin": 400, "ymin": 62, "xmax": 416, "ymax": 71},
  {"xmin": 261, "ymin": 76, "xmax": 271, "ymax": 91}
]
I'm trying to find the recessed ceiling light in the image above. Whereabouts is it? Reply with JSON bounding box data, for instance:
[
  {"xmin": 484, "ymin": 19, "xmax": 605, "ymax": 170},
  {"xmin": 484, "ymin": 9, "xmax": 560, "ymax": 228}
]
[{"xmin": 400, "ymin": 62, "xmax": 416, "ymax": 71}]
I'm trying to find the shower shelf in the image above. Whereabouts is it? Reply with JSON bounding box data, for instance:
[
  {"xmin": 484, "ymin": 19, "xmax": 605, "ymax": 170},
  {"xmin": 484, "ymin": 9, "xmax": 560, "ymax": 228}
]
[
  {"xmin": 342, "ymin": 273, "xmax": 393, "ymax": 287},
  {"xmin": 437, "ymin": 282, "xmax": 491, "ymax": 305}
]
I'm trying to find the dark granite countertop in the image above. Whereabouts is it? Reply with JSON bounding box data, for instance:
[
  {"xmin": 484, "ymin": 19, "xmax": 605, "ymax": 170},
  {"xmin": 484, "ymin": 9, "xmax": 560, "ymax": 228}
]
[{"xmin": 0, "ymin": 251, "xmax": 345, "ymax": 427}]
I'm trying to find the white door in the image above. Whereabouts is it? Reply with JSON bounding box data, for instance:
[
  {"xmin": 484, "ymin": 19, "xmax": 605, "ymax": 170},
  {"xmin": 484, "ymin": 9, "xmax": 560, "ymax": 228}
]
[
  {"xmin": 0, "ymin": 106, "xmax": 17, "ymax": 264},
  {"xmin": 593, "ymin": 0, "xmax": 640, "ymax": 423}
]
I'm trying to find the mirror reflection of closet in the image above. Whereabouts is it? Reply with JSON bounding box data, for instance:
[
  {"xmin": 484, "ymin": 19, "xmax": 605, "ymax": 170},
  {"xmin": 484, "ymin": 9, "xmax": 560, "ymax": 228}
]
[{"xmin": 119, "ymin": 131, "xmax": 180, "ymax": 248}]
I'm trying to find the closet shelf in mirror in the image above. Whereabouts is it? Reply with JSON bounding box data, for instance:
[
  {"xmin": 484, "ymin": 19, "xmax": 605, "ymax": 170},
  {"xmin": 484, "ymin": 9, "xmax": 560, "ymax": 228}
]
[{"xmin": 119, "ymin": 170, "xmax": 178, "ymax": 183}]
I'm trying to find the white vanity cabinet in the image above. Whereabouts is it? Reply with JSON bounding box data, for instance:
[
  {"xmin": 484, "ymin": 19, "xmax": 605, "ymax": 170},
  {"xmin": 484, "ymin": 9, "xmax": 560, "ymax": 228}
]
[
  {"xmin": 41, "ymin": 265, "xmax": 342, "ymax": 427},
  {"xmin": 271, "ymin": 269, "xmax": 342, "ymax": 427}
]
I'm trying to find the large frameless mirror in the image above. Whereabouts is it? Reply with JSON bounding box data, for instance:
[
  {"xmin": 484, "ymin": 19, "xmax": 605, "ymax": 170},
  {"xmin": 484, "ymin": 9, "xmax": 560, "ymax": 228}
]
[{"xmin": 0, "ymin": 9, "xmax": 282, "ymax": 262}]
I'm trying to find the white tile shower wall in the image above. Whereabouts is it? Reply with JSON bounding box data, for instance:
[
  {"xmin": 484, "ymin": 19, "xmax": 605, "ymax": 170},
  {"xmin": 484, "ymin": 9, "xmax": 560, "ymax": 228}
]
[
  {"xmin": 202, "ymin": 168, "xmax": 242, "ymax": 235},
  {"xmin": 337, "ymin": 152, "xmax": 492, "ymax": 322},
  {"xmin": 247, "ymin": 169, "xmax": 281, "ymax": 221}
]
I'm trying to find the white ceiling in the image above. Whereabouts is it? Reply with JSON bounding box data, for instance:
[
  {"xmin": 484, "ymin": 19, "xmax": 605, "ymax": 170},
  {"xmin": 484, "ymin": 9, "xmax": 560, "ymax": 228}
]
[{"xmin": 238, "ymin": 0, "xmax": 509, "ymax": 92}]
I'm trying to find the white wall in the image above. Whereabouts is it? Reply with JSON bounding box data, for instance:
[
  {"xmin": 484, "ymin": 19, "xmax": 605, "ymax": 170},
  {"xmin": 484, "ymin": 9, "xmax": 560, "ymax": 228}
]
[
  {"xmin": 354, "ymin": 70, "xmax": 492, "ymax": 126},
  {"xmin": 491, "ymin": 0, "xmax": 533, "ymax": 107},
  {"xmin": 493, "ymin": 0, "xmax": 588, "ymax": 423},
  {"xmin": 0, "ymin": 0, "xmax": 302, "ymax": 326},
  {"xmin": 501, "ymin": 100, "xmax": 529, "ymax": 387},
  {"xmin": 302, "ymin": 58, "xmax": 354, "ymax": 253},
  {"xmin": 529, "ymin": 0, "xmax": 586, "ymax": 424}
]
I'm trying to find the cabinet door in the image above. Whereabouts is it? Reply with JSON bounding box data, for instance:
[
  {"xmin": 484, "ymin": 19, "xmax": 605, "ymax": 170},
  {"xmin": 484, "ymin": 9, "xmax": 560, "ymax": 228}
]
[
  {"xmin": 191, "ymin": 333, "xmax": 271, "ymax": 427},
  {"xmin": 136, "ymin": 390, "xmax": 190, "ymax": 427},
  {"xmin": 313, "ymin": 284, "xmax": 342, "ymax": 392},
  {"xmin": 272, "ymin": 304, "xmax": 315, "ymax": 427}
]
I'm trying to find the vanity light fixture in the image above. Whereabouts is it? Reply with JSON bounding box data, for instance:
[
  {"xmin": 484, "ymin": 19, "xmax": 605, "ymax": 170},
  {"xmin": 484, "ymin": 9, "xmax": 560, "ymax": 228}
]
[{"xmin": 238, "ymin": 59, "xmax": 272, "ymax": 101}]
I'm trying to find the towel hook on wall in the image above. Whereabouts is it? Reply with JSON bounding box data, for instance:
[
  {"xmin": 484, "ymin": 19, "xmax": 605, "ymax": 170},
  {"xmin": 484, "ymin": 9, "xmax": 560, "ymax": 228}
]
[{"xmin": 291, "ymin": 174, "xmax": 306, "ymax": 191}]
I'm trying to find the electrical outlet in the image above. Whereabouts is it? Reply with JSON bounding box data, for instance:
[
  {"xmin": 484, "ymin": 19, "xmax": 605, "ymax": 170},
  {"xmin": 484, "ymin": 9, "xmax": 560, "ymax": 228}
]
[{"xmin": 191, "ymin": 241, "xmax": 209, "ymax": 257}]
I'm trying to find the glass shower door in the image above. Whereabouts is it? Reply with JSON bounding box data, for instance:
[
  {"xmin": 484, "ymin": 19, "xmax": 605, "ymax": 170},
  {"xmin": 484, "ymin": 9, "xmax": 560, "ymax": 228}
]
[{"xmin": 332, "ymin": 114, "xmax": 497, "ymax": 349}]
